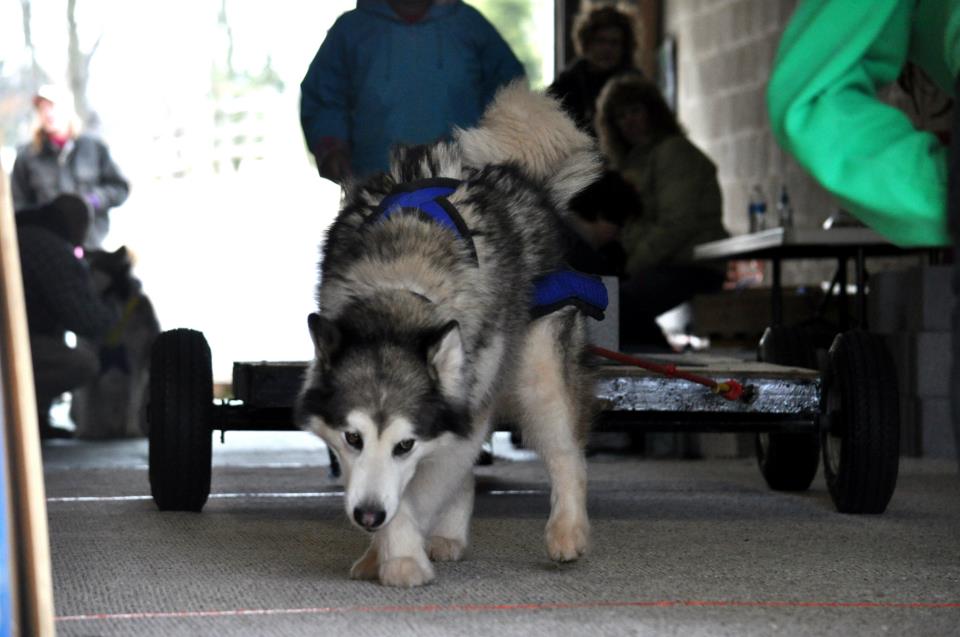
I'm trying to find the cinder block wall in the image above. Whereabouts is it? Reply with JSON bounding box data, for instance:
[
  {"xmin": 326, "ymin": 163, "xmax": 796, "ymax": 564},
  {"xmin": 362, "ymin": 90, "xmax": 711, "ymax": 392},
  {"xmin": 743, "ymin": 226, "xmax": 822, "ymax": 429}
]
[{"xmin": 662, "ymin": 0, "xmax": 840, "ymax": 282}]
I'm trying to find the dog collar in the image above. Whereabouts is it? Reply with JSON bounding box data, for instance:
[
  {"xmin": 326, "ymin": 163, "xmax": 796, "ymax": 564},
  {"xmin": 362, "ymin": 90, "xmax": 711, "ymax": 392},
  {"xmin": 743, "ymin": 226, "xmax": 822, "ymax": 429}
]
[{"xmin": 374, "ymin": 178, "xmax": 478, "ymax": 265}]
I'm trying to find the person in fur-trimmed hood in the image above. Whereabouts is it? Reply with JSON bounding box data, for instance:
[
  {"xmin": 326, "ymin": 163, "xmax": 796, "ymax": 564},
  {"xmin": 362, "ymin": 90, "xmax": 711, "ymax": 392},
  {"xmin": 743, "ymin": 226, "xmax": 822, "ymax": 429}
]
[
  {"xmin": 299, "ymin": 0, "xmax": 525, "ymax": 183},
  {"xmin": 593, "ymin": 75, "xmax": 728, "ymax": 349},
  {"xmin": 548, "ymin": 2, "xmax": 645, "ymax": 138}
]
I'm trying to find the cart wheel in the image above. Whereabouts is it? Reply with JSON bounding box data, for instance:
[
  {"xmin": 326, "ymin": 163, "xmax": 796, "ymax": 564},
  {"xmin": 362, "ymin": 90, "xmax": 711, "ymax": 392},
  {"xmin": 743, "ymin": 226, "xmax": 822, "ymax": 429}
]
[
  {"xmin": 821, "ymin": 330, "xmax": 899, "ymax": 513},
  {"xmin": 755, "ymin": 326, "xmax": 820, "ymax": 491},
  {"xmin": 148, "ymin": 329, "xmax": 213, "ymax": 512}
]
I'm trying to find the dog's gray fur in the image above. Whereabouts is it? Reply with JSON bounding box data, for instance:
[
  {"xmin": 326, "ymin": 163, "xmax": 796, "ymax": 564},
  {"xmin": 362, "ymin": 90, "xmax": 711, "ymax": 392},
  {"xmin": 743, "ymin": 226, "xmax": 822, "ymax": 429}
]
[{"xmin": 296, "ymin": 81, "xmax": 601, "ymax": 587}]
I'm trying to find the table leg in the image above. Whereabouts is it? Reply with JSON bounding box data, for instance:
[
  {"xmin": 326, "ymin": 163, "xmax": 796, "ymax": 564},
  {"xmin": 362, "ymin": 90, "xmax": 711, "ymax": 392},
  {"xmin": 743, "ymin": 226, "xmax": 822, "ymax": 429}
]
[
  {"xmin": 855, "ymin": 247, "xmax": 867, "ymax": 329},
  {"xmin": 771, "ymin": 257, "xmax": 782, "ymax": 326},
  {"xmin": 838, "ymin": 256, "xmax": 848, "ymax": 331}
]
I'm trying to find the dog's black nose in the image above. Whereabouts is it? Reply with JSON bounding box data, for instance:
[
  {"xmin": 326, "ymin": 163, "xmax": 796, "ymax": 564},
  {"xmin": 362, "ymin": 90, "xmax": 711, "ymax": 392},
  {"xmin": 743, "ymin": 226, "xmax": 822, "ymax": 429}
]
[{"xmin": 353, "ymin": 505, "xmax": 386, "ymax": 530}]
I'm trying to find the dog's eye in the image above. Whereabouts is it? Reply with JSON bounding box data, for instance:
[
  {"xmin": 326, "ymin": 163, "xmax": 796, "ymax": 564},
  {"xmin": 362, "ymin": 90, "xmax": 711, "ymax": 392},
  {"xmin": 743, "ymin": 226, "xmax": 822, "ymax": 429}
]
[
  {"xmin": 344, "ymin": 431, "xmax": 363, "ymax": 450},
  {"xmin": 393, "ymin": 439, "xmax": 415, "ymax": 456}
]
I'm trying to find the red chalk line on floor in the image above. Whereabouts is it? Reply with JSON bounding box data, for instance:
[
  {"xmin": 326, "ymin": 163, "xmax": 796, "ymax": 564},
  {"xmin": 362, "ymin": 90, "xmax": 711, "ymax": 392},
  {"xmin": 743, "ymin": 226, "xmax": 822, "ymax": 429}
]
[{"xmin": 56, "ymin": 599, "xmax": 960, "ymax": 623}]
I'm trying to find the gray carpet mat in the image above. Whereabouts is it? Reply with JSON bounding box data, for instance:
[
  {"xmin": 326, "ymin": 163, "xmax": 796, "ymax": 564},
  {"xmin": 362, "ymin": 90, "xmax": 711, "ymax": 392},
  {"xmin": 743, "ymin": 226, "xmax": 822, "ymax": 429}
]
[{"xmin": 42, "ymin": 435, "xmax": 960, "ymax": 636}]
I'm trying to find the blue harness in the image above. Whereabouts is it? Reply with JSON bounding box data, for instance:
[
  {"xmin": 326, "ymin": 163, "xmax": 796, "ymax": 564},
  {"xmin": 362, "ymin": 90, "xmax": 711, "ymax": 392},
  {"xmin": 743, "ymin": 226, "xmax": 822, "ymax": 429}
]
[
  {"xmin": 373, "ymin": 179, "xmax": 608, "ymax": 321},
  {"xmin": 374, "ymin": 178, "xmax": 478, "ymax": 264},
  {"xmin": 530, "ymin": 270, "xmax": 608, "ymax": 321}
]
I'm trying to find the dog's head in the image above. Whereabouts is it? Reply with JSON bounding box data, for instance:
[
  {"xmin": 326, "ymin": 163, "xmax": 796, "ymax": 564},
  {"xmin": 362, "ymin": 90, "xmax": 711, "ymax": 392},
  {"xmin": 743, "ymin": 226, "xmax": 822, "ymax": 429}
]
[
  {"xmin": 295, "ymin": 298, "xmax": 469, "ymax": 532},
  {"xmin": 86, "ymin": 246, "xmax": 140, "ymax": 301}
]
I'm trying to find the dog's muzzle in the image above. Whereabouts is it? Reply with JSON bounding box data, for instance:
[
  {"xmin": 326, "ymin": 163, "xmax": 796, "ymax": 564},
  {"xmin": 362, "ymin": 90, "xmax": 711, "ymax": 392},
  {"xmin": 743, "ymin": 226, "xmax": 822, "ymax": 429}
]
[{"xmin": 353, "ymin": 503, "xmax": 387, "ymax": 531}]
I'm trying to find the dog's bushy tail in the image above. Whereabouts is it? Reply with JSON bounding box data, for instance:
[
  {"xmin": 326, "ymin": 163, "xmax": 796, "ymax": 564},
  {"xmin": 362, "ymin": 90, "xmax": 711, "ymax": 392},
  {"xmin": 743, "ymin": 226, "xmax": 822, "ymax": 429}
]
[{"xmin": 455, "ymin": 80, "xmax": 601, "ymax": 214}]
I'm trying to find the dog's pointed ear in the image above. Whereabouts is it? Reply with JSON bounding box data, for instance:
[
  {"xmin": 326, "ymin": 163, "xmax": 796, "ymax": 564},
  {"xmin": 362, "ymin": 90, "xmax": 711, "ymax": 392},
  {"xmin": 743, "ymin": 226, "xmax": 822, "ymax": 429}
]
[
  {"xmin": 424, "ymin": 320, "xmax": 464, "ymax": 400},
  {"xmin": 308, "ymin": 312, "xmax": 340, "ymax": 363}
]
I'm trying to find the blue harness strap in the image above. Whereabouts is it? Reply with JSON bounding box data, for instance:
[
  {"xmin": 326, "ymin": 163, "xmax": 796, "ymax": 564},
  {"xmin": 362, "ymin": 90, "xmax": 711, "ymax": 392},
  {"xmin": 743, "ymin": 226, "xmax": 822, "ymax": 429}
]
[
  {"xmin": 532, "ymin": 270, "xmax": 608, "ymax": 321},
  {"xmin": 373, "ymin": 180, "xmax": 607, "ymax": 321},
  {"xmin": 373, "ymin": 178, "xmax": 478, "ymax": 264}
]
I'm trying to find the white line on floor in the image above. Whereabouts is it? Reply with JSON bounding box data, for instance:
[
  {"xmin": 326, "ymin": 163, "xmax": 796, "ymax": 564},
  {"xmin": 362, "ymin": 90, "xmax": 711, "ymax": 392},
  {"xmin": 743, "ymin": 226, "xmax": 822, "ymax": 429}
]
[{"xmin": 46, "ymin": 489, "xmax": 547, "ymax": 503}]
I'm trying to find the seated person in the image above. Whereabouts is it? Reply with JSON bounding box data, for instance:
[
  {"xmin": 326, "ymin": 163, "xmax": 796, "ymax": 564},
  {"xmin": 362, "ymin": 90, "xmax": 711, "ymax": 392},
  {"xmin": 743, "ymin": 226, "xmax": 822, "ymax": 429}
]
[
  {"xmin": 548, "ymin": 2, "xmax": 645, "ymax": 137},
  {"xmin": 16, "ymin": 194, "xmax": 117, "ymax": 438},
  {"xmin": 589, "ymin": 76, "xmax": 729, "ymax": 349}
]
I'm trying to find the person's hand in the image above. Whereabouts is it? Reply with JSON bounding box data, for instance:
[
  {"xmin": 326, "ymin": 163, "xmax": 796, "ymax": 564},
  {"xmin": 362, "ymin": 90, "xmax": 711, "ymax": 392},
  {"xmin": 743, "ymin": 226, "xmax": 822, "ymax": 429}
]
[
  {"xmin": 84, "ymin": 192, "xmax": 102, "ymax": 212},
  {"xmin": 591, "ymin": 219, "xmax": 621, "ymax": 247},
  {"xmin": 319, "ymin": 148, "xmax": 352, "ymax": 184},
  {"xmin": 570, "ymin": 216, "xmax": 621, "ymax": 249}
]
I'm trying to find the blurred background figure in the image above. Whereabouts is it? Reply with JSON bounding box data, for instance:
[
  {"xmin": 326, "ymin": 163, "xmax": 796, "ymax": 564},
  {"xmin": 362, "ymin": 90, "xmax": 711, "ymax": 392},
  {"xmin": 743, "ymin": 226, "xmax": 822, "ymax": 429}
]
[
  {"xmin": 548, "ymin": 1, "xmax": 644, "ymax": 138},
  {"xmin": 299, "ymin": 0, "xmax": 526, "ymax": 184},
  {"xmin": 11, "ymin": 84, "xmax": 130, "ymax": 250},
  {"xmin": 69, "ymin": 245, "xmax": 161, "ymax": 440},
  {"xmin": 550, "ymin": 2, "xmax": 644, "ymax": 278},
  {"xmin": 593, "ymin": 76, "xmax": 728, "ymax": 350},
  {"xmin": 15, "ymin": 194, "xmax": 117, "ymax": 439}
]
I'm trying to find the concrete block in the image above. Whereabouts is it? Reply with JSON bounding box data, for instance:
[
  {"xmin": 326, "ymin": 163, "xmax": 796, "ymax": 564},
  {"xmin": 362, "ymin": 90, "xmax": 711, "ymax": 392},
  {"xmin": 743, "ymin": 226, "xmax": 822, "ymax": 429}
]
[
  {"xmin": 585, "ymin": 276, "xmax": 619, "ymax": 352},
  {"xmin": 869, "ymin": 265, "xmax": 953, "ymax": 334},
  {"xmin": 881, "ymin": 331, "xmax": 951, "ymax": 399},
  {"xmin": 698, "ymin": 432, "xmax": 753, "ymax": 459},
  {"xmin": 880, "ymin": 332, "xmax": 914, "ymax": 400},
  {"xmin": 916, "ymin": 266, "xmax": 953, "ymax": 332},
  {"xmin": 919, "ymin": 397, "xmax": 956, "ymax": 460},
  {"xmin": 915, "ymin": 331, "xmax": 951, "ymax": 398},
  {"xmin": 898, "ymin": 395, "xmax": 921, "ymax": 457},
  {"xmin": 869, "ymin": 269, "xmax": 912, "ymax": 333}
]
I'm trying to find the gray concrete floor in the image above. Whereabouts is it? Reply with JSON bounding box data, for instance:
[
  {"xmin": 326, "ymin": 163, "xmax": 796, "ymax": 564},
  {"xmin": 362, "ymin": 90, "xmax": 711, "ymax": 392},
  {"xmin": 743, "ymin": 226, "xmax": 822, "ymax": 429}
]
[{"xmin": 42, "ymin": 432, "xmax": 960, "ymax": 636}]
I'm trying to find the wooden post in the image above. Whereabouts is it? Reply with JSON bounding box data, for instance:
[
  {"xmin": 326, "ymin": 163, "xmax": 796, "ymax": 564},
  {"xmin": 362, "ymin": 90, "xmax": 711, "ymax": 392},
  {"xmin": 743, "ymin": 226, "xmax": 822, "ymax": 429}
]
[{"xmin": 0, "ymin": 161, "xmax": 56, "ymax": 635}]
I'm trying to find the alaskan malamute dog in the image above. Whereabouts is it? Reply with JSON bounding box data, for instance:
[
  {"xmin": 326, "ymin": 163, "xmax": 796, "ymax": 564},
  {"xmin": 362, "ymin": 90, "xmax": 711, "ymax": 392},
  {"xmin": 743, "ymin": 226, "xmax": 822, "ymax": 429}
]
[{"xmin": 296, "ymin": 82, "xmax": 601, "ymax": 587}]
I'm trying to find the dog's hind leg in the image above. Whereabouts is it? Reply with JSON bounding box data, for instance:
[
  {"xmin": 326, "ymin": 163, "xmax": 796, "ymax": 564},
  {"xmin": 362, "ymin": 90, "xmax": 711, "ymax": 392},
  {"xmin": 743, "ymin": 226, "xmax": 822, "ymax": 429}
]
[
  {"xmin": 514, "ymin": 311, "xmax": 591, "ymax": 562},
  {"xmin": 427, "ymin": 471, "xmax": 474, "ymax": 562}
]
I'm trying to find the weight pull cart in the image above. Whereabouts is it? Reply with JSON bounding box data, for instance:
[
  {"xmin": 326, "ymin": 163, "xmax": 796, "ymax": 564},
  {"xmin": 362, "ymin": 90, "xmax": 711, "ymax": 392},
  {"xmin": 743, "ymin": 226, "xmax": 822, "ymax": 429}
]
[{"xmin": 147, "ymin": 324, "xmax": 899, "ymax": 516}]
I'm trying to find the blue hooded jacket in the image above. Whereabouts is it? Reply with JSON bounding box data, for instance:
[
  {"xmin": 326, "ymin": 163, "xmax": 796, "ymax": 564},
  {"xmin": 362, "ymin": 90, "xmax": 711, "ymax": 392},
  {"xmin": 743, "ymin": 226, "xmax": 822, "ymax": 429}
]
[{"xmin": 300, "ymin": 0, "xmax": 526, "ymax": 178}]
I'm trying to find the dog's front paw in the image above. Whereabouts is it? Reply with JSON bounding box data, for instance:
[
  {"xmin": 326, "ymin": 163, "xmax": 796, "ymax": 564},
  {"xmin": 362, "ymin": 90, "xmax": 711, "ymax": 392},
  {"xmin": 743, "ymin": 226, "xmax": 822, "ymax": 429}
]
[
  {"xmin": 545, "ymin": 515, "xmax": 589, "ymax": 562},
  {"xmin": 379, "ymin": 557, "xmax": 435, "ymax": 587},
  {"xmin": 427, "ymin": 536, "xmax": 466, "ymax": 562},
  {"xmin": 350, "ymin": 546, "xmax": 379, "ymax": 580}
]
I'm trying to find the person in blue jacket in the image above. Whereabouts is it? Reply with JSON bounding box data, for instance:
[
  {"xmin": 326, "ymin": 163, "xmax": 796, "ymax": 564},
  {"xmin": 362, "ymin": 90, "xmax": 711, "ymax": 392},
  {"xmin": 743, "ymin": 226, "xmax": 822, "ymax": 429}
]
[{"xmin": 300, "ymin": 0, "xmax": 526, "ymax": 183}]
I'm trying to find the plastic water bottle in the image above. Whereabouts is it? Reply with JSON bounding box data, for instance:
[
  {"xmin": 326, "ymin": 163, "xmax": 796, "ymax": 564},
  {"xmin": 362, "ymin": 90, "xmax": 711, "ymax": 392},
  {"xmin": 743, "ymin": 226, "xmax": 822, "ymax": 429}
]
[
  {"xmin": 776, "ymin": 184, "xmax": 794, "ymax": 229},
  {"xmin": 748, "ymin": 184, "xmax": 767, "ymax": 233}
]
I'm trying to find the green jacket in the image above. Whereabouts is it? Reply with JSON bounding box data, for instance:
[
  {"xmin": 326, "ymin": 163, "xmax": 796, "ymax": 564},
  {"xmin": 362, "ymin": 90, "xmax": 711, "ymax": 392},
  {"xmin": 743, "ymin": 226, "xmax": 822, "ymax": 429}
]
[
  {"xmin": 617, "ymin": 134, "xmax": 728, "ymax": 277},
  {"xmin": 767, "ymin": 0, "xmax": 960, "ymax": 247}
]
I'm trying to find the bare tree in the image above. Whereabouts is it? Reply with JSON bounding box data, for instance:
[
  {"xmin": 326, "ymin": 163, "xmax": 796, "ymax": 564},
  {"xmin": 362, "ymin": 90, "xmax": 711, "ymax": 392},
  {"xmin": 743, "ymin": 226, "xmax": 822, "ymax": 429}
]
[
  {"xmin": 21, "ymin": 0, "xmax": 47, "ymax": 88},
  {"xmin": 219, "ymin": 0, "xmax": 237, "ymax": 81},
  {"xmin": 66, "ymin": 0, "xmax": 101, "ymax": 125}
]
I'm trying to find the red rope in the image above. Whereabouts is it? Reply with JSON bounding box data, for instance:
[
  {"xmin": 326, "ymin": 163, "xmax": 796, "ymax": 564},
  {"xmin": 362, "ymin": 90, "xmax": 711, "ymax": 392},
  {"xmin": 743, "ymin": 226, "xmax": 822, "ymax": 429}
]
[{"xmin": 588, "ymin": 345, "xmax": 747, "ymax": 402}]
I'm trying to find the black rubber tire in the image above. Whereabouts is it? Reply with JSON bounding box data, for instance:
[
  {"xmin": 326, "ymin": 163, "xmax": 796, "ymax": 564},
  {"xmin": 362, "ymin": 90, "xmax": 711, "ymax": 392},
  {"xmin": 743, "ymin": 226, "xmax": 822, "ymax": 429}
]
[
  {"xmin": 821, "ymin": 330, "xmax": 900, "ymax": 514},
  {"xmin": 148, "ymin": 329, "xmax": 213, "ymax": 512},
  {"xmin": 754, "ymin": 326, "xmax": 821, "ymax": 492}
]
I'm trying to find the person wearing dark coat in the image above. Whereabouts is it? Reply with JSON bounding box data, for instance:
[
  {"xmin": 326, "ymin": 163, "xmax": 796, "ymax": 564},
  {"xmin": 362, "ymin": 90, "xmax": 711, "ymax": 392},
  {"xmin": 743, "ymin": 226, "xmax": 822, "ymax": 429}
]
[
  {"xmin": 548, "ymin": 3, "xmax": 644, "ymax": 138},
  {"xmin": 11, "ymin": 85, "xmax": 129, "ymax": 250},
  {"xmin": 16, "ymin": 194, "xmax": 117, "ymax": 437}
]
